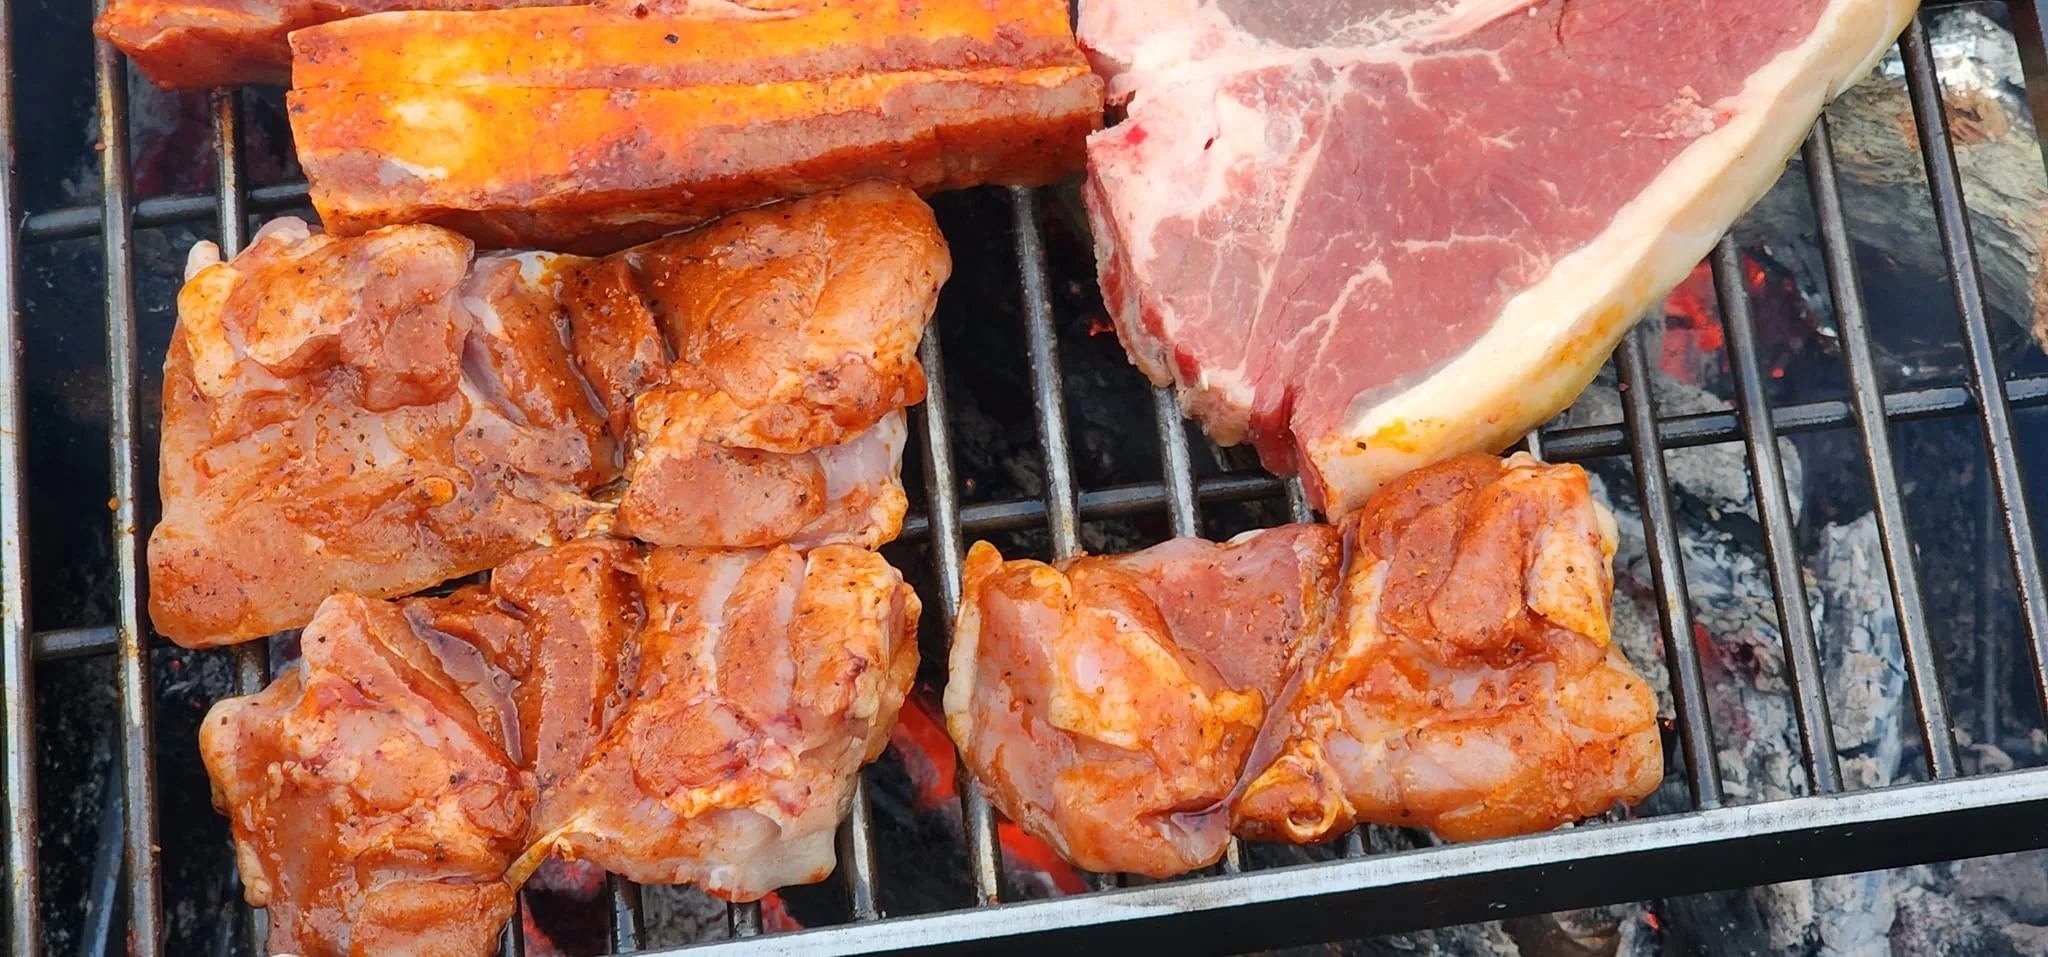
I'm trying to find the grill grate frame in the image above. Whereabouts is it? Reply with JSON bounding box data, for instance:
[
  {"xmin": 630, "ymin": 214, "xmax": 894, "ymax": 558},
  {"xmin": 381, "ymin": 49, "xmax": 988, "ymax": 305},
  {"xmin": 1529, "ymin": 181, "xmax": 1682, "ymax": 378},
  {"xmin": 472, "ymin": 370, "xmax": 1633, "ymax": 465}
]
[{"xmin": 5, "ymin": 2, "xmax": 2048, "ymax": 954}]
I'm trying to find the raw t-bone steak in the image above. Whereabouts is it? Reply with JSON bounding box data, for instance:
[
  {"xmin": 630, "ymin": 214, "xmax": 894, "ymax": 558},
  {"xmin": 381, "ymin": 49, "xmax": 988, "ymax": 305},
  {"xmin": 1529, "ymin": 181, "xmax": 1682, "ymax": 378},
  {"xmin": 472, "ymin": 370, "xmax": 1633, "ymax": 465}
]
[{"xmin": 1081, "ymin": 0, "xmax": 1917, "ymax": 517}]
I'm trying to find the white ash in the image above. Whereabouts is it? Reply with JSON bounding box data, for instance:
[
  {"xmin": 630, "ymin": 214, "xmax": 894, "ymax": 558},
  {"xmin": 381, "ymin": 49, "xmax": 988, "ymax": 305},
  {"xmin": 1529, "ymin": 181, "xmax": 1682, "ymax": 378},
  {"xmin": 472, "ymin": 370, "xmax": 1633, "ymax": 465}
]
[
  {"xmin": 1552, "ymin": 362, "xmax": 2048, "ymax": 955},
  {"xmin": 640, "ymin": 884, "xmax": 735, "ymax": 946},
  {"xmin": 1816, "ymin": 518, "xmax": 1908, "ymax": 792}
]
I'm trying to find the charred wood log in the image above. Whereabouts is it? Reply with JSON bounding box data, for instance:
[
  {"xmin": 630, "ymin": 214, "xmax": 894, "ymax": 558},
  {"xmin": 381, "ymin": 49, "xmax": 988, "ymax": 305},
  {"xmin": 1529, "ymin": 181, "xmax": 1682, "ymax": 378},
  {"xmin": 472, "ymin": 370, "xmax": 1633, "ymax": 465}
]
[{"xmin": 1739, "ymin": 8, "xmax": 2048, "ymax": 365}]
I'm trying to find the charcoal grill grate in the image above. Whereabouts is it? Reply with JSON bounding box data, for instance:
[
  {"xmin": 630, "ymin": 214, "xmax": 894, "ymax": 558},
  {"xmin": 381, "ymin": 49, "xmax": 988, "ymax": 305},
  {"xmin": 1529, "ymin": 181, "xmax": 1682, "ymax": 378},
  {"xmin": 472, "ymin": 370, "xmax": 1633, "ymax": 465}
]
[{"xmin": 10, "ymin": 2, "xmax": 2048, "ymax": 955}]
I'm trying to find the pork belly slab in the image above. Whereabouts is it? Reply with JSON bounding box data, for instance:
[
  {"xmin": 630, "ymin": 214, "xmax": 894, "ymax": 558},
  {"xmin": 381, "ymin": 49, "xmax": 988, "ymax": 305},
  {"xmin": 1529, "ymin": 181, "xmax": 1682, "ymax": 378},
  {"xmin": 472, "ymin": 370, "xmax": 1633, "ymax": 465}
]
[
  {"xmin": 151, "ymin": 185, "xmax": 944, "ymax": 647},
  {"xmin": 92, "ymin": 0, "xmax": 572, "ymax": 90},
  {"xmin": 1080, "ymin": 0, "xmax": 1917, "ymax": 517},
  {"xmin": 287, "ymin": 0, "xmax": 1104, "ymax": 252},
  {"xmin": 204, "ymin": 538, "xmax": 917, "ymax": 949}
]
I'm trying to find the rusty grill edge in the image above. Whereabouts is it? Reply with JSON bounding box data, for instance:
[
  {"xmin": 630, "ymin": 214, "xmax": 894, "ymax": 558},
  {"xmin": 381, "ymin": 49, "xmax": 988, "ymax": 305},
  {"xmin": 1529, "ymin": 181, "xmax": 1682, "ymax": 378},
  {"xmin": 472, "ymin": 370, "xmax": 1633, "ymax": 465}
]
[{"xmin": 9, "ymin": 2, "xmax": 2048, "ymax": 954}]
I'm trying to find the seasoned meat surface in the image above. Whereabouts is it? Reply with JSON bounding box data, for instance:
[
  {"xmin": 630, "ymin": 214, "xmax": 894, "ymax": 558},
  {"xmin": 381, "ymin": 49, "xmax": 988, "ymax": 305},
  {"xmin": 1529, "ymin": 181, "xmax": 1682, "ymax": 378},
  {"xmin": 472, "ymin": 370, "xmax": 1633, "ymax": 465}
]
[
  {"xmin": 568, "ymin": 183, "xmax": 946, "ymax": 550},
  {"xmin": 93, "ymin": 0, "xmax": 574, "ymax": 90},
  {"xmin": 199, "ymin": 590, "xmax": 532, "ymax": 957},
  {"xmin": 205, "ymin": 537, "xmax": 919, "ymax": 940},
  {"xmin": 153, "ymin": 186, "xmax": 943, "ymax": 646},
  {"xmin": 468, "ymin": 539, "xmax": 646, "ymax": 826},
  {"xmin": 1235, "ymin": 453, "xmax": 1664, "ymax": 843},
  {"xmin": 944, "ymin": 526, "xmax": 1343, "ymax": 876},
  {"xmin": 149, "ymin": 218, "xmax": 615, "ymax": 647},
  {"xmin": 946, "ymin": 454, "xmax": 1661, "ymax": 875},
  {"xmin": 287, "ymin": 0, "xmax": 1103, "ymax": 251},
  {"xmin": 528, "ymin": 544, "xmax": 920, "ymax": 901}
]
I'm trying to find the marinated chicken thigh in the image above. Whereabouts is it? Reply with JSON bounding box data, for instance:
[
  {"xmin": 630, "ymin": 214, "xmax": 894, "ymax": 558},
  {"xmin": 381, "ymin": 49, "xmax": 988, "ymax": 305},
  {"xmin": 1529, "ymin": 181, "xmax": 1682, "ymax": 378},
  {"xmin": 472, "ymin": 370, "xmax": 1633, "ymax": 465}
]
[
  {"xmin": 527, "ymin": 544, "xmax": 920, "ymax": 901},
  {"xmin": 1235, "ymin": 453, "xmax": 1664, "ymax": 843},
  {"xmin": 463, "ymin": 539, "xmax": 647, "ymax": 825},
  {"xmin": 150, "ymin": 218, "xmax": 614, "ymax": 647},
  {"xmin": 565, "ymin": 182, "xmax": 946, "ymax": 549},
  {"xmin": 205, "ymin": 537, "xmax": 920, "ymax": 947},
  {"xmin": 199, "ymin": 589, "xmax": 533, "ymax": 957},
  {"xmin": 944, "ymin": 525, "xmax": 1342, "ymax": 876},
  {"xmin": 155, "ymin": 186, "xmax": 947, "ymax": 647}
]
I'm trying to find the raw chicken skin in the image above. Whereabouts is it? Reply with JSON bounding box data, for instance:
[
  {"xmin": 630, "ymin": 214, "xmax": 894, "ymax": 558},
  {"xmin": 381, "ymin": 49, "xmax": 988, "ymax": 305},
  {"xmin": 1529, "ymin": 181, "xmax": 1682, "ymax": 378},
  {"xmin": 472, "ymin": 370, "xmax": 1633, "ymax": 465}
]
[
  {"xmin": 565, "ymin": 183, "xmax": 946, "ymax": 550},
  {"xmin": 204, "ymin": 537, "xmax": 920, "ymax": 943},
  {"xmin": 944, "ymin": 525, "xmax": 1342, "ymax": 877},
  {"xmin": 154, "ymin": 186, "xmax": 945, "ymax": 646},
  {"xmin": 455, "ymin": 539, "xmax": 647, "ymax": 827},
  {"xmin": 150, "ymin": 218, "xmax": 615, "ymax": 647},
  {"xmin": 526, "ymin": 545, "xmax": 920, "ymax": 901},
  {"xmin": 199, "ymin": 591, "xmax": 532, "ymax": 957},
  {"xmin": 1235, "ymin": 453, "xmax": 1664, "ymax": 843}
]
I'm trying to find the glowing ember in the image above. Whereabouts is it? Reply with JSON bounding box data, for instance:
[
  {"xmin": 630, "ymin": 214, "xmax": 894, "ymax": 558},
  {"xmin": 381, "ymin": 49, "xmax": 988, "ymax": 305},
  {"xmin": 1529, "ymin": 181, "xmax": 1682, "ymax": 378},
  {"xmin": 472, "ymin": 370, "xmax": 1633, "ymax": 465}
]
[
  {"xmin": 889, "ymin": 691, "xmax": 960, "ymax": 815},
  {"xmin": 1659, "ymin": 250, "xmax": 1806, "ymax": 389},
  {"xmin": 760, "ymin": 893, "xmax": 804, "ymax": 933},
  {"xmin": 1661, "ymin": 260, "xmax": 1728, "ymax": 386},
  {"xmin": 888, "ymin": 691, "xmax": 1088, "ymax": 897}
]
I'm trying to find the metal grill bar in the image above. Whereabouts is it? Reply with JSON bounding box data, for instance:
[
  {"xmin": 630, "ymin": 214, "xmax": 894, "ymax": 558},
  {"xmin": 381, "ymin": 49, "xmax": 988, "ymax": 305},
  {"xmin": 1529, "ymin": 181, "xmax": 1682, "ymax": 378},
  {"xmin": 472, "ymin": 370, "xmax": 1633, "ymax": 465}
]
[
  {"xmin": 213, "ymin": 92, "xmax": 250, "ymax": 256},
  {"xmin": 1015, "ymin": 187, "xmax": 1082, "ymax": 564},
  {"xmin": 650, "ymin": 768, "xmax": 2048, "ymax": 957},
  {"xmin": 1801, "ymin": 116, "xmax": 1959, "ymax": 779},
  {"xmin": 502, "ymin": 900, "xmax": 526, "ymax": 957},
  {"xmin": 610, "ymin": 875, "xmax": 644, "ymax": 952},
  {"xmin": 23, "ymin": 182, "xmax": 310, "ymax": 243},
  {"xmin": 0, "ymin": 0, "xmax": 38, "ymax": 945},
  {"xmin": 1148, "ymin": 388, "xmax": 1251, "ymax": 875},
  {"xmin": 30, "ymin": 354, "xmax": 2048, "ymax": 662},
  {"xmin": 1152, "ymin": 390, "xmax": 1200, "ymax": 539},
  {"xmin": 1540, "ymin": 373, "xmax": 2048, "ymax": 457},
  {"xmin": 210, "ymin": 83, "xmax": 274, "ymax": 957},
  {"xmin": 1015, "ymin": 184, "xmax": 1120, "ymax": 893},
  {"xmin": 914, "ymin": 333, "xmax": 1003, "ymax": 907},
  {"xmin": 841, "ymin": 779, "xmax": 883, "ymax": 920},
  {"xmin": 1900, "ymin": 18, "xmax": 2048, "ymax": 714},
  {"xmin": 730, "ymin": 901, "xmax": 763, "ymax": 937},
  {"xmin": 1715, "ymin": 236, "xmax": 1843, "ymax": 796},
  {"xmin": 1282, "ymin": 478, "xmax": 1313, "ymax": 525},
  {"xmin": 1616, "ymin": 325, "xmax": 1724, "ymax": 810},
  {"xmin": 94, "ymin": 20, "xmax": 165, "ymax": 954}
]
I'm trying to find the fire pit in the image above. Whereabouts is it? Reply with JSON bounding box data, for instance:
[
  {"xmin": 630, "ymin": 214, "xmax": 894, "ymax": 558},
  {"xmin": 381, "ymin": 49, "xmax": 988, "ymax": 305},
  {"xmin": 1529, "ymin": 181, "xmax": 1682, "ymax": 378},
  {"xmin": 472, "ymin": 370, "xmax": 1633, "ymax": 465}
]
[{"xmin": 9, "ymin": 2, "xmax": 2048, "ymax": 955}]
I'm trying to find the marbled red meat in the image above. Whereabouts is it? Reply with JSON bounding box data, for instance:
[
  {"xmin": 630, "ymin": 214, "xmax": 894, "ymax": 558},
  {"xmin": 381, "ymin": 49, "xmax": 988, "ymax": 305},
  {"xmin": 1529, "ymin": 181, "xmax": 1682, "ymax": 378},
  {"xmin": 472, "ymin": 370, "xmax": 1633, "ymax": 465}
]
[{"xmin": 1081, "ymin": 0, "xmax": 1917, "ymax": 518}]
